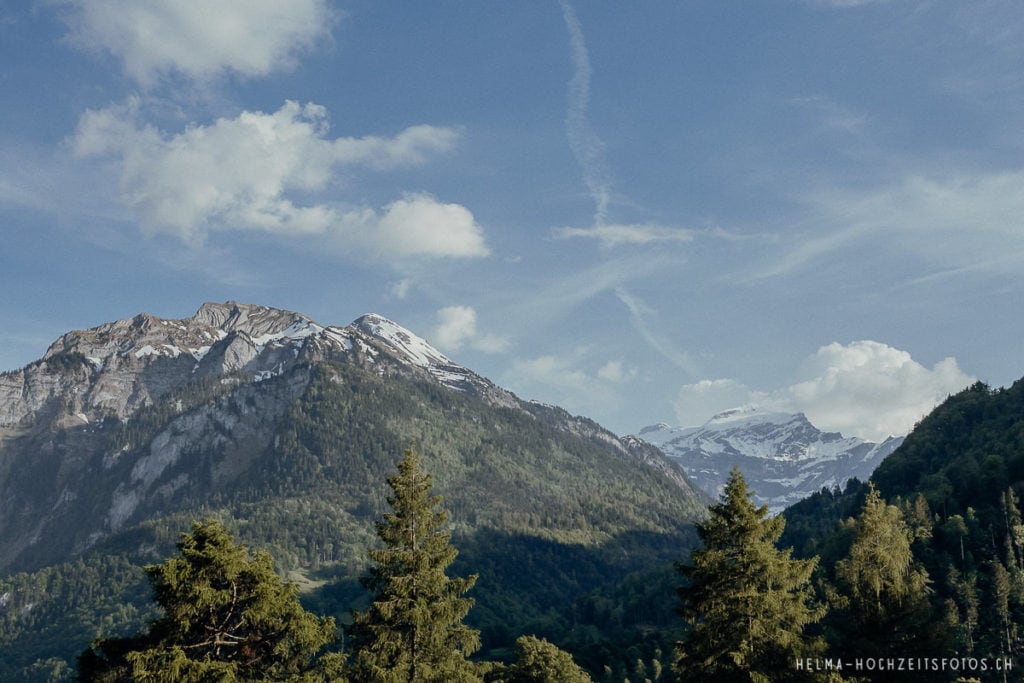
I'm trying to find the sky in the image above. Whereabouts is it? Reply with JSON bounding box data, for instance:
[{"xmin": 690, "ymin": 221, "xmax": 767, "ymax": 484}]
[{"xmin": 2, "ymin": 1, "xmax": 1022, "ymax": 442}]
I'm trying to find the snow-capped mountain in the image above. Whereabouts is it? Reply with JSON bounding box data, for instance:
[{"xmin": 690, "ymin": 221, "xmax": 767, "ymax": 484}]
[
  {"xmin": 0, "ymin": 302, "xmax": 514, "ymax": 429},
  {"xmin": 639, "ymin": 407, "xmax": 904, "ymax": 513},
  {"xmin": 0, "ymin": 301, "xmax": 703, "ymax": 572}
]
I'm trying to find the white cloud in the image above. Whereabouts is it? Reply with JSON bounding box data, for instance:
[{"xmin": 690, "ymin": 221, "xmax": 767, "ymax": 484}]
[
  {"xmin": 785, "ymin": 341, "xmax": 974, "ymax": 441},
  {"xmin": 474, "ymin": 334, "xmax": 512, "ymax": 355},
  {"xmin": 597, "ymin": 360, "xmax": 637, "ymax": 383},
  {"xmin": 506, "ymin": 349, "xmax": 637, "ymax": 421},
  {"xmin": 559, "ymin": 0, "xmax": 611, "ymax": 225},
  {"xmin": 431, "ymin": 306, "xmax": 508, "ymax": 354},
  {"xmin": 674, "ymin": 341, "xmax": 975, "ymax": 441},
  {"xmin": 512, "ymin": 353, "xmax": 593, "ymax": 394},
  {"xmin": 388, "ymin": 278, "xmax": 414, "ymax": 300},
  {"xmin": 615, "ymin": 288, "xmax": 697, "ymax": 374},
  {"xmin": 433, "ymin": 306, "xmax": 477, "ymax": 351},
  {"xmin": 555, "ymin": 223, "xmax": 695, "ymax": 248},
  {"xmin": 370, "ymin": 194, "xmax": 489, "ymax": 259},
  {"xmin": 60, "ymin": 0, "xmax": 334, "ymax": 85},
  {"xmin": 71, "ymin": 99, "xmax": 486, "ymax": 259}
]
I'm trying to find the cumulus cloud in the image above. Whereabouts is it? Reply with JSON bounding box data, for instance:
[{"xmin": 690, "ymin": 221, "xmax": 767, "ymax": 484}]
[
  {"xmin": 71, "ymin": 99, "xmax": 487, "ymax": 259},
  {"xmin": 785, "ymin": 341, "xmax": 974, "ymax": 441},
  {"xmin": 674, "ymin": 341, "xmax": 975, "ymax": 441},
  {"xmin": 514, "ymin": 354, "xmax": 589, "ymax": 389},
  {"xmin": 388, "ymin": 278, "xmax": 414, "ymax": 300},
  {"xmin": 60, "ymin": 0, "xmax": 334, "ymax": 85},
  {"xmin": 370, "ymin": 194, "xmax": 489, "ymax": 259},
  {"xmin": 554, "ymin": 223, "xmax": 695, "ymax": 248},
  {"xmin": 431, "ymin": 306, "xmax": 508, "ymax": 354},
  {"xmin": 507, "ymin": 349, "xmax": 637, "ymax": 421}
]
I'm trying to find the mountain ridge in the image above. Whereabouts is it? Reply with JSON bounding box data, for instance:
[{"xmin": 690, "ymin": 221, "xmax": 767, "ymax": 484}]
[
  {"xmin": 0, "ymin": 301, "xmax": 519, "ymax": 430},
  {"xmin": 0, "ymin": 301, "xmax": 703, "ymax": 575},
  {"xmin": 0, "ymin": 301, "xmax": 710, "ymax": 678}
]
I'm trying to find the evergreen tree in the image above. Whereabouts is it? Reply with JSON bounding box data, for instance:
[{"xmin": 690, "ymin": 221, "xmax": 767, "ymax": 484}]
[
  {"xmin": 77, "ymin": 519, "xmax": 339, "ymax": 682},
  {"xmin": 485, "ymin": 635, "xmax": 592, "ymax": 682},
  {"xmin": 829, "ymin": 484, "xmax": 940, "ymax": 673},
  {"xmin": 348, "ymin": 445, "xmax": 481, "ymax": 682},
  {"xmin": 674, "ymin": 467, "xmax": 826, "ymax": 683}
]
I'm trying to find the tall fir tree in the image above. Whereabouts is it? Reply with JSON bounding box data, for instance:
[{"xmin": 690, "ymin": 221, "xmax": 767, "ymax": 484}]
[
  {"xmin": 348, "ymin": 445, "xmax": 481, "ymax": 682},
  {"xmin": 77, "ymin": 519, "xmax": 340, "ymax": 682},
  {"xmin": 674, "ymin": 467, "xmax": 827, "ymax": 683}
]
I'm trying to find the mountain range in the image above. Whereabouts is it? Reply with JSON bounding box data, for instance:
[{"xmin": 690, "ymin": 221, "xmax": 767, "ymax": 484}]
[
  {"xmin": 640, "ymin": 407, "xmax": 904, "ymax": 513},
  {"xmin": 0, "ymin": 301, "xmax": 707, "ymax": 679}
]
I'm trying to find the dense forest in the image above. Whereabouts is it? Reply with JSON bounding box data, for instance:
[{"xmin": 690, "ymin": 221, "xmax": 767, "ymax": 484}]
[{"xmin": 781, "ymin": 380, "xmax": 1024, "ymax": 682}]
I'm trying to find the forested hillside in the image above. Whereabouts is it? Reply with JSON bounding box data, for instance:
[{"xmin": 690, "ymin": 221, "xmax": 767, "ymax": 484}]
[
  {"xmin": 0, "ymin": 357, "xmax": 704, "ymax": 681},
  {"xmin": 781, "ymin": 379, "xmax": 1024, "ymax": 679}
]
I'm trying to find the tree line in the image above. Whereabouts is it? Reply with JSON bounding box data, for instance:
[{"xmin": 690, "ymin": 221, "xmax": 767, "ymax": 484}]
[
  {"xmin": 70, "ymin": 375, "xmax": 1024, "ymax": 682},
  {"xmin": 75, "ymin": 444, "xmax": 1024, "ymax": 682}
]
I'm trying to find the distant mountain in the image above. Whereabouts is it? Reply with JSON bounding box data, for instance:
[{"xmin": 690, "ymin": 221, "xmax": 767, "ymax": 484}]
[
  {"xmin": 0, "ymin": 301, "xmax": 706, "ymax": 679},
  {"xmin": 639, "ymin": 407, "xmax": 903, "ymax": 513}
]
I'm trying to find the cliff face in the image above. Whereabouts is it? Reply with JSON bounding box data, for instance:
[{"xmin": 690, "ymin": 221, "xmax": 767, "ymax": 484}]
[{"xmin": 1, "ymin": 303, "xmax": 322, "ymax": 426}]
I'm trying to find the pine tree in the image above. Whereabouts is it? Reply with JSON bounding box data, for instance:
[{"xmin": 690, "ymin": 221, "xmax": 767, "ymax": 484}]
[
  {"xmin": 674, "ymin": 467, "xmax": 826, "ymax": 683},
  {"xmin": 348, "ymin": 445, "xmax": 481, "ymax": 682},
  {"xmin": 77, "ymin": 519, "xmax": 339, "ymax": 682}
]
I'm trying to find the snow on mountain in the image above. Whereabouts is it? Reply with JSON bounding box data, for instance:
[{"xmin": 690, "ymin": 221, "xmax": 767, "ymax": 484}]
[
  {"xmin": 638, "ymin": 407, "xmax": 904, "ymax": 513},
  {"xmin": 0, "ymin": 302, "xmax": 511, "ymax": 428}
]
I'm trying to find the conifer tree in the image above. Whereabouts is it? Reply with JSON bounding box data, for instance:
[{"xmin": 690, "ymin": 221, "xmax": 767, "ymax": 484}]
[
  {"xmin": 348, "ymin": 445, "xmax": 481, "ymax": 682},
  {"xmin": 829, "ymin": 484, "xmax": 940, "ymax": 671},
  {"xmin": 77, "ymin": 519, "xmax": 339, "ymax": 682},
  {"xmin": 485, "ymin": 635, "xmax": 592, "ymax": 682},
  {"xmin": 674, "ymin": 467, "xmax": 826, "ymax": 683}
]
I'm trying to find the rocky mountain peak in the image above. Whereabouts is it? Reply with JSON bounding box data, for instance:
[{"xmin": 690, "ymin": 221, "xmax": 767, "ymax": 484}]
[
  {"xmin": 0, "ymin": 303, "xmax": 520, "ymax": 429},
  {"xmin": 190, "ymin": 301, "xmax": 316, "ymax": 339},
  {"xmin": 351, "ymin": 313, "xmax": 450, "ymax": 369}
]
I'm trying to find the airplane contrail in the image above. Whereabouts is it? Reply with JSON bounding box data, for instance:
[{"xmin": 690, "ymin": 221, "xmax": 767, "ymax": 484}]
[{"xmin": 559, "ymin": 0, "xmax": 612, "ymax": 226}]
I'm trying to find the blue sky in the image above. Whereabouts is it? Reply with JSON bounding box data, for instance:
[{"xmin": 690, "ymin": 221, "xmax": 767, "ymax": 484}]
[{"xmin": 2, "ymin": 0, "xmax": 1022, "ymax": 441}]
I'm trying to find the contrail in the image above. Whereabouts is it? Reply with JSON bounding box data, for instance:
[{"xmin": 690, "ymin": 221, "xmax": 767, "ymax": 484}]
[
  {"xmin": 560, "ymin": 0, "xmax": 612, "ymax": 226},
  {"xmin": 615, "ymin": 287, "xmax": 699, "ymax": 375}
]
